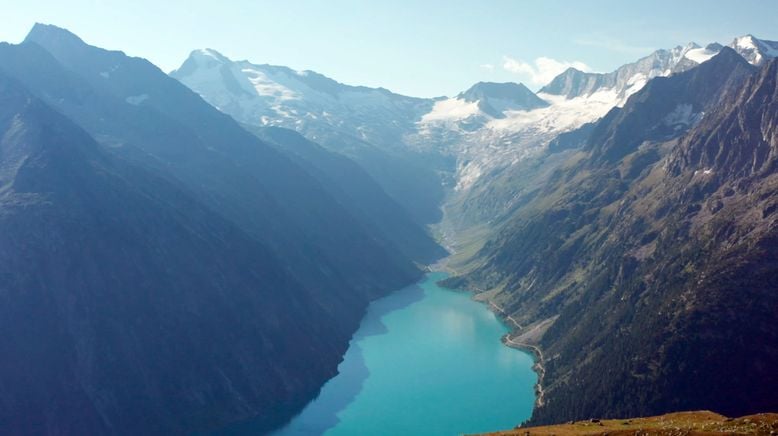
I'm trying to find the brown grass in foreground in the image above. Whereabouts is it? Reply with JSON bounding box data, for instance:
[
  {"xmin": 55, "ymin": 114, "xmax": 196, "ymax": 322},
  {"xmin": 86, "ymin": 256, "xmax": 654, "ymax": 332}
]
[{"xmin": 473, "ymin": 411, "xmax": 778, "ymax": 436}]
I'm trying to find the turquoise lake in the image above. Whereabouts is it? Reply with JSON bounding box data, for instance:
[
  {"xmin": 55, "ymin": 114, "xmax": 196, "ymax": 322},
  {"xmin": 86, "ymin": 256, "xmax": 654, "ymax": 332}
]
[{"xmin": 274, "ymin": 272, "xmax": 537, "ymax": 436}]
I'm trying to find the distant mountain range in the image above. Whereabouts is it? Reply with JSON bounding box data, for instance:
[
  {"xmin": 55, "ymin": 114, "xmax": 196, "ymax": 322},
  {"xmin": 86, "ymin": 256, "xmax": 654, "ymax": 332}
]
[
  {"xmin": 170, "ymin": 48, "xmax": 446, "ymax": 224},
  {"xmin": 174, "ymin": 35, "xmax": 778, "ymax": 196}
]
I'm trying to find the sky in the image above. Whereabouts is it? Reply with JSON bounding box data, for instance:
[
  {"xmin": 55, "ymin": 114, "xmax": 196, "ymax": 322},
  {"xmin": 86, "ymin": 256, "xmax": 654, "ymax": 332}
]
[{"xmin": 2, "ymin": 0, "xmax": 777, "ymax": 97}]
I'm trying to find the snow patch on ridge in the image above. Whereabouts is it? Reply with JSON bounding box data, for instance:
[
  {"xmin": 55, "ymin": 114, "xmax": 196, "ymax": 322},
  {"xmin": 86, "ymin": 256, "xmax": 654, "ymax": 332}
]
[
  {"xmin": 241, "ymin": 67, "xmax": 300, "ymax": 101},
  {"xmin": 663, "ymin": 104, "xmax": 703, "ymax": 129},
  {"xmin": 684, "ymin": 47, "xmax": 718, "ymax": 64}
]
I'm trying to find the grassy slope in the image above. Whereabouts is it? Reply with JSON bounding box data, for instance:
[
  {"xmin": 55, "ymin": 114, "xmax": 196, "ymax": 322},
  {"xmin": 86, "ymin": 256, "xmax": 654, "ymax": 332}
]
[{"xmin": 474, "ymin": 411, "xmax": 778, "ymax": 436}]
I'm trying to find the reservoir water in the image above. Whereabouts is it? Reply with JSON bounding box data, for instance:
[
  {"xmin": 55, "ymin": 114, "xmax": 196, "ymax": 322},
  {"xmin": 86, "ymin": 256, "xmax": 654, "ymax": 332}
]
[{"xmin": 274, "ymin": 272, "xmax": 537, "ymax": 436}]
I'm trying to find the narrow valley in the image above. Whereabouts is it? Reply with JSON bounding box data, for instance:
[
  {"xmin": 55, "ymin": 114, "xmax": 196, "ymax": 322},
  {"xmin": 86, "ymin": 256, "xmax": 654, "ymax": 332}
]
[{"xmin": 1, "ymin": 4, "xmax": 777, "ymax": 436}]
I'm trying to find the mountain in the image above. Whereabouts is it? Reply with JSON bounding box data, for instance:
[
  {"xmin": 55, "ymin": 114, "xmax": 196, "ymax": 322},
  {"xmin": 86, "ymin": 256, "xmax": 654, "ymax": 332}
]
[
  {"xmin": 0, "ymin": 72, "xmax": 363, "ymax": 434},
  {"xmin": 458, "ymin": 82, "xmax": 549, "ymax": 119},
  {"xmin": 16, "ymin": 23, "xmax": 429, "ymax": 292},
  {"xmin": 540, "ymin": 35, "xmax": 778, "ymax": 101},
  {"xmin": 171, "ymin": 37, "xmax": 772, "ymax": 216},
  {"xmin": 417, "ymin": 81, "xmax": 549, "ymax": 136},
  {"xmin": 444, "ymin": 50, "xmax": 778, "ymax": 423},
  {"xmin": 730, "ymin": 35, "xmax": 778, "ymax": 66},
  {"xmin": 170, "ymin": 48, "xmax": 447, "ymax": 224},
  {"xmin": 0, "ymin": 23, "xmax": 438, "ymax": 433},
  {"xmin": 171, "ymin": 34, "xmax": 778, "ymax": 211},
  {"xmin": 585, "ymin": 47, "xmax": 756, "ymax": 163},
  {"xmin": 247, "ymin": 125, "xmax": 447, "ymax": 263},
  {"xmin": 416, "ymin": 43, "xmax": 723, "ymax": 197},
  {"xmin": 170, "ymin": 49, "xmax": 430, "ymax": 147},
  {"xmin": 540, "ymin": 43, "xmax": 712, "ymax": 100},
  {"xmin": 433, "ymin": 35, "xmax": 777, "ymax": 240},
  {"xmin": 6, "ymin": 23, "xmax": 776, "ymax": 434},
  {"xmin": 170, "ymin": 48, "xmax": 431, "ymax": 148}
]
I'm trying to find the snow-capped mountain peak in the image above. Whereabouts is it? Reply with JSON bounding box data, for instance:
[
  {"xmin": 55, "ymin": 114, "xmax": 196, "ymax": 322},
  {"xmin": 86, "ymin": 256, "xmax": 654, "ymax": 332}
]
[
  {"xmin": 171, "ymin": 49, "xmax": 433, "ymax": 151},
  {"xmin": 456, "ymin": 82, "xmax": 549, "ymax": 118},
  {"xmin": 539, "ymin": 42, "xmax": 708, "ymax": 101},
  {"xmin": 670, "ymin": 42, "xmax": 701, "ymax": 64},
  {"xmin": 457, "ymin": 82, "xmax": 545, "ymax": 105},
  {"xmin": 194, "ymin": 48, "xmax": 230, "ymax": 63},
  {"xmin": 419, "ymin": 81, "xmax": 548, "ymax": 129},
  {"xmin": 418, "ymin": 40, "xmax": 740, "ymax": 191},
  {"xmin": 730, "ymin": 34, "xmax": 778, "ymax": 66},
  {"xmin": 172, "ymin": 33, "xmax": 778, "ymax": 196},
  {"xmin": 683, "ymin": 43, "xmax": 722, "ymax": 64}
]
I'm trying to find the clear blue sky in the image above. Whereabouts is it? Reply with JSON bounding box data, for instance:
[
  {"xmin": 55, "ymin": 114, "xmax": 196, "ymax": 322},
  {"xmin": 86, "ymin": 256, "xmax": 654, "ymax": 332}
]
[{"xmin": 2, "ymin": 0, "xmax": 777, "ymax": 97}]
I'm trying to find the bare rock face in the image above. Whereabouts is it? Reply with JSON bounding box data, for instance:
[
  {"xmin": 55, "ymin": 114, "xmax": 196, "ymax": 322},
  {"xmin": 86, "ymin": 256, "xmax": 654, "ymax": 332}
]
[
  {"xmin": 668, "ymin": 57, "xmax": 778, "ymax": 179},
  {"xmin": 586, "ymin": 47, "xmax": 756, "ymax": 164}
]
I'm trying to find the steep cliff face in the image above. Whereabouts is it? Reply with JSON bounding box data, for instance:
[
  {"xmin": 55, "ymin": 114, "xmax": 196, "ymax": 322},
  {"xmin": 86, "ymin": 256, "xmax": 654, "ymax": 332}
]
[
  {"xmin": 668, "ymin": 58, "xmax": 778, "ymax": 179},
  {"xmin": 451, "ymin": 53, "xmax": 778, "ymax": 423}
]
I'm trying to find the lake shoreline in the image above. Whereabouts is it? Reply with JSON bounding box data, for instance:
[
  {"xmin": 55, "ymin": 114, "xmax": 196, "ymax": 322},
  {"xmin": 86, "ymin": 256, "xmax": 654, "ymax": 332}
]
[
  {"xmin": 274, "ymin": 271, "xmax": 536, "ymax": 436},
  {"xmin": 488, "ymin": 300, "xmax": 546, "ymax": 411},
  {"xmin": 431, "ymin": 256, "xmax": 545, "ymax": 415}
]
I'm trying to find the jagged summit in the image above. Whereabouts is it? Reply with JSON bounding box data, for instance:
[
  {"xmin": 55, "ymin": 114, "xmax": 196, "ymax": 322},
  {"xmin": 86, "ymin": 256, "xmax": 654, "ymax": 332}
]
[
  {"xmin": 540, "ymin": 34, "xmax": 778, "ymax": 101},
  {"xmin": 539, "ymin": 42, "xmax": 707, "ymax": 99},
  {"xmin": 731, "ymin": 34, "xmax": 778, "ymax": 65},
  {"xmin": 538, "ymin": 67, "xmax": 599, "ymax": 98},
  {"xmin": 585, "ymin": 46, "xmax": 755, "ymax": 164},
  {"xmin": 668, "ymin": 55, "xmax": 778, "ymax": 178}
]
